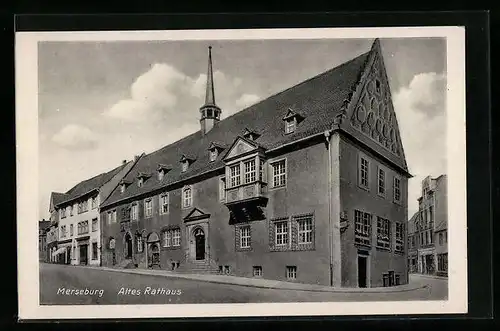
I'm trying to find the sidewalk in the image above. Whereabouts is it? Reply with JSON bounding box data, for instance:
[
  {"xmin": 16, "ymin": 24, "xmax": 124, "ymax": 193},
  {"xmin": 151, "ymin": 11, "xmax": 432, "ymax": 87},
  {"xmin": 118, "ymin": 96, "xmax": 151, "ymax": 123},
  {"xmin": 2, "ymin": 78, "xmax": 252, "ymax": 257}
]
[
  {"xmin": 410, "ymin": 273, "xmax": 448, "ymax": 281},
  {"xmin": 82, "ymin": 265, "xmax": 427, "ymax": 294}
]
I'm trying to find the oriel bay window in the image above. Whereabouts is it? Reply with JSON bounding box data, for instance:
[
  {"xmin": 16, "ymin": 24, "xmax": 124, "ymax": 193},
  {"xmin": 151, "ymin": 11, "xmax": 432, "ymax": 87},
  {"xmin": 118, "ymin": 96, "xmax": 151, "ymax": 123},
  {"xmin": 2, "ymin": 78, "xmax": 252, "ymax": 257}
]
[{"xmin": 224, "ymin": 154, "xmax": 267, "ymax": 205}]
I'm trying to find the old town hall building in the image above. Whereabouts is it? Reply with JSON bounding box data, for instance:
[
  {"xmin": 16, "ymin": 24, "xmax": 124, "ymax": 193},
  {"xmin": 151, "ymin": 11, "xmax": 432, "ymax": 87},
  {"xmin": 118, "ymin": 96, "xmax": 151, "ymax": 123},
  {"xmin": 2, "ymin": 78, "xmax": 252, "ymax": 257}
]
[{"xmin": 100, "ymin": 39, "xmax": 411, "ymax": 288}]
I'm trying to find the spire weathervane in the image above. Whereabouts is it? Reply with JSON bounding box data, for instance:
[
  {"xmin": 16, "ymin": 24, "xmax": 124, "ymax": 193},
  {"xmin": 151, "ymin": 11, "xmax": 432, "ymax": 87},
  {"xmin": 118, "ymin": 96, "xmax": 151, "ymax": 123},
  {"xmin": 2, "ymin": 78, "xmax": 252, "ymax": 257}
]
[{"xmin": 204, "ymin": 45, "xmax": 216, "ymax": 106}]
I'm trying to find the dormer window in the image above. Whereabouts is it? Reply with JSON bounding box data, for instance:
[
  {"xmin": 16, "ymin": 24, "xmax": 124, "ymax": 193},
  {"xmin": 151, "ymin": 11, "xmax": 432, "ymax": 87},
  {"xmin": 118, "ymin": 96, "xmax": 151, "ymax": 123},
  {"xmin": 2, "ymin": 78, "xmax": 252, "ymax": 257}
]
[
  {"xmin": 157, "ymin": 164, "xmax": 172, "ymax": 181},
  {"xmin": 136, "ymin": 172, "xmax": 151, "ymax": 188},
  {"xmin": 243, "ymin": 128, "xmax": 261, "ymax": 141},
  {"xmin": 285, "ymin": 119, "xmax": 296, "ymax": 134},
  {"xmin": 119, "ymin": 179, "xmax": 132, "ymax": 194},
  {"xmin": 207, "ymin": 141, "xmax": 225, "ymax": 163},
  {"xmin": 180, "ymin": 155, "xmax": 196, "ymax": 173},
  {"xmin": 210, "ymin": 149, "xmax": 218, "ymax": 162},
  {"xmin": 282, "ymin": 108, "xmax": 305, "ymax": 134}
]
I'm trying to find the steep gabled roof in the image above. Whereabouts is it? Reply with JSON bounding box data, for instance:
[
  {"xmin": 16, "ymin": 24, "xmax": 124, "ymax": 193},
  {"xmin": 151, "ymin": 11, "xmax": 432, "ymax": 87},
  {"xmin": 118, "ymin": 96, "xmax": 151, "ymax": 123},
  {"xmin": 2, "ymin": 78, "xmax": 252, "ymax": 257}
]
[
  {"xmin": 54, "ymin": 162, "xmax": 131, "ymax": 207},
  {"xmin": 101, "ymin": 48, "xmax": 371, "ymax": 209},
  {"xmin": 50, "ymin": 192, "xmax": 68, "ymax": 210}
]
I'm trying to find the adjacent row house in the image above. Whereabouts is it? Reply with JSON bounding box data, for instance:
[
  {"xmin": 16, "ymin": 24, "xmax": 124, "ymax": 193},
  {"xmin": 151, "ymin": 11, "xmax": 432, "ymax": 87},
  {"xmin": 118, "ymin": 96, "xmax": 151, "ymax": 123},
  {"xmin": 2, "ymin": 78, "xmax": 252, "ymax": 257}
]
[
  {"xmin": 407, "ymin": 175, "xmax": 448, "ymax": 277},
  {"xmin": 48, "ymin": 161, "xmax": 136, "ymax": 266},
  {"xmin": 98, "ymin": 39, "xmax": 412, "ymax": 288}
]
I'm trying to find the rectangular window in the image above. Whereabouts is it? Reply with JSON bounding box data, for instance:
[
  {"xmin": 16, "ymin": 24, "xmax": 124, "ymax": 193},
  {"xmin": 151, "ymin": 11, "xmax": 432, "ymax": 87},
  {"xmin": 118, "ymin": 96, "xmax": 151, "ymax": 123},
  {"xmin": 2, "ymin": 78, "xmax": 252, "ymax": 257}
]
[
  {"xmin": 144, "ymin": 199, "xmax": 153, "ymax": 218},
  {"xmin": 229, "ymin": 164, "xmax": 241, "ymax": 187},
  {"xmin": 131, "ymin": 204, "xmax": 138, "ymax": 221},
  {"xmin": 253, "ymin": 266, "xmax": 262, "ymax": 277},
  {"xmin": 271, "ymin": 159, "xmax": 286, "ymax": 188},
  {"xmin": 182, "ymin": 161, "xmax": 188, "ymax": 172},
  {"xmin": 244, "ymin": 159, "xmax": 256, "ymax": 184},
  {"xmin": 172, "ymin": 228, "xmax": 181, "ymax": 247},
  {"xmin": 376, "ymin": 217, "xmax": 391, "ymax": 249},
  {"xmin": 160, "ymin": 193, "xmax": 169, "ymax": 215},
  {"xmin": 359, "ymin": 156, "xmax": 369, "ymax": 189},
  {"xmin": 240, "ymin": 226, "xmax": 251, "ymax": 248},
  {"xmin": 393, "ymin": 177, "xmax": 401, "ymax": 202},
  {"xmin": 286, "ymin": 266, "xmax": 297, "ymax": 279},
  {"xmin": 69, "ymin": 224, "xmax": 74, "ymax": 236},
  {"xmin": 60, "ymin": 209, "xmax": 66, "ymax": 219},
  {"xmin": 92, "ymin": 243, "xmax": 98, "ymax": 260},
  {"xmin": 298, "ymin": 217, "xmax": 313, "ymax": 244},
  {"xmin": 91, "ymin": 197, "xmax": 98, "ymax": 209},
  {"xmin": 395, "ymin": 222, "xmax": 404, "ymax": 253},
  {"xmin": 183, "ymin": 187, "xmax": 192, "ymax": 208},
  {"xmin": 69, "ymin": 205, "xmax": 73, "ymax": 216},
  {"xmin": 259, "ymin": 159, "xmax": 265, "ymax": 182},
  {"xmin": 92, "ymin": 218, "xmax": 98, "ymax": 232},
  {"xmin": 112, "ymin": 210, "xmax": 117, "ymax": 223},
  {"xmin": 275, "ymin": 221, "xmax": 289, "ymax": 246},
  {"xmin": 429, "ymin": 206, "xmax": 434, "ymax": 223},
  {"xmin": 163, "ymin": 230, "xmax": 172, "ymax": 247},
  {"xmin": 219, "ymin": 177, "xmax": 226, "ymax": 201},
  {"xmin": 285, "ymin": 119, "xmax": 296, "ymax": 134},
  {"xmin": 137, "ymin": 236, "xmax": 143, "ymax": 252},
  {"xmin": 354, "ymin": 210, "xmax": 372, "ymax": 246},
  {"xmin": 378, "ymin": 167, "xmax": 385, "ymax": 195}
]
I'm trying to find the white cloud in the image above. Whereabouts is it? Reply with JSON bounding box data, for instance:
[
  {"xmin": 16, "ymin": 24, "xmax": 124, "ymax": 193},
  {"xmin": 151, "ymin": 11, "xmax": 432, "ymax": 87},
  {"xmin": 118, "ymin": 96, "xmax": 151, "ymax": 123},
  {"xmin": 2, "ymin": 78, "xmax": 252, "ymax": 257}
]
[
  {"xmin": 51, "ymin": 124, "xmax": 99, "ymax": 150},
  {"xmin": 393, "ymin": 72, "xmax": 447, "ymax": 216},
  {"xmin": 102, "ymin": 63, "xmax": 260, "ymax": 126},
  {"xmin": 236, "ymin": 93, "xmax": 260, "ymax": 108}
]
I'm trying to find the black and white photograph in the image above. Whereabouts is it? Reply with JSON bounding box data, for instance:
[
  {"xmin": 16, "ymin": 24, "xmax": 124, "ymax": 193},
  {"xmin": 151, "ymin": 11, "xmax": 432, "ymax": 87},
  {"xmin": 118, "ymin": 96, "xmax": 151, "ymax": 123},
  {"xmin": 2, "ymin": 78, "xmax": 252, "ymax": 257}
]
[{"xmin": 16, "ymin": 26, "xmax": 467, "ymax": 319}]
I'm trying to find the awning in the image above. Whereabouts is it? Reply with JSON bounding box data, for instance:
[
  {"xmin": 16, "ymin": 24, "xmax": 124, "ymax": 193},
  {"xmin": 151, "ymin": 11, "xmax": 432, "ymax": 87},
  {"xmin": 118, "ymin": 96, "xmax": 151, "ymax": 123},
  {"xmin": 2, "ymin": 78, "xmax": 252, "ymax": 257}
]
[{"xmin": 52, "ymin": 247, "xmax": 67, "ymax": 257}]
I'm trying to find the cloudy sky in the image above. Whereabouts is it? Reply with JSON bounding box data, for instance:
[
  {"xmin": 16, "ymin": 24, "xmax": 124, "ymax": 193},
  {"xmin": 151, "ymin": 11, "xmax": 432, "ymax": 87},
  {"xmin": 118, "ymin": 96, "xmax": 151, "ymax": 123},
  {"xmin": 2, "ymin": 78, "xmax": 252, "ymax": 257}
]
[{"xmin": 38, "ymin": 37, "xmax": 446, "ymax": 220}]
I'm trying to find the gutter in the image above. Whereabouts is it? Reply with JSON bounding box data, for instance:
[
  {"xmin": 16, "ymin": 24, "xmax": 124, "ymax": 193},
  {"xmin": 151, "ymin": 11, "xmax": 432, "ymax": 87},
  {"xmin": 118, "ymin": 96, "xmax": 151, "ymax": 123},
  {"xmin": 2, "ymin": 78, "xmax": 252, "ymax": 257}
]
[{"xmin": 54, "ymin": 188, "xmax": 99, "ymax": 209}]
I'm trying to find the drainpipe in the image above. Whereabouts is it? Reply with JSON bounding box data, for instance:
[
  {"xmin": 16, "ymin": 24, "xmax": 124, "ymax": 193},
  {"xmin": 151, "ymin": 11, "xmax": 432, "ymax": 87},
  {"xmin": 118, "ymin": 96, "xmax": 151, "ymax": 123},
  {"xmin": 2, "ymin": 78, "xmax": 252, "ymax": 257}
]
[
  {"xmin": 324, "ymin": 129, "xmax": 334, "ymax": 287},
  {"xmin": 324, "ymin": 113, "xmax": 344, "ymax": 287}
]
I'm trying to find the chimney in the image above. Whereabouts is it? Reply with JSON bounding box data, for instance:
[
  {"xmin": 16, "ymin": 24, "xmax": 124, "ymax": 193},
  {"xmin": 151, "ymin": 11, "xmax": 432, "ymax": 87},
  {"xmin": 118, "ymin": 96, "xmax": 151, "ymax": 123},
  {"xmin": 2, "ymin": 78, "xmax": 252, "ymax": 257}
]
[
  {"xmin": 134, "ymin": 155, "xmax": 140, "ymax": 162},
  {"xmin": 122, "ymin": 159, "xmax": 127, "ymax": 165}
]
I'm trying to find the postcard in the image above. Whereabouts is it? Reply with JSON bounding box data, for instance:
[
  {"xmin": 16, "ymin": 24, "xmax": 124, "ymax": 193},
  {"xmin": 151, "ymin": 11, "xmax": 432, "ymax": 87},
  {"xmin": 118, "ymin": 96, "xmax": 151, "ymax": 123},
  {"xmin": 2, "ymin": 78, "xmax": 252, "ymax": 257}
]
[{"xmin": 16, "ymin": 26, "xmax": 467, "ymax": 320}]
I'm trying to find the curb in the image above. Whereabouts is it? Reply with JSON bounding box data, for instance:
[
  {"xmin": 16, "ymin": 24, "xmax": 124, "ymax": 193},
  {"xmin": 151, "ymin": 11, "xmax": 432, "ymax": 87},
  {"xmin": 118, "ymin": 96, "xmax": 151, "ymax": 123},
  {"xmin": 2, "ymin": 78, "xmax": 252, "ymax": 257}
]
[
  {"xmin": 61, "ymin": 264, "xmax": 428, "ymax": 294},
  {"xmin": 409, "ymin": 273, "xmax": 448, "ymax": 280}
]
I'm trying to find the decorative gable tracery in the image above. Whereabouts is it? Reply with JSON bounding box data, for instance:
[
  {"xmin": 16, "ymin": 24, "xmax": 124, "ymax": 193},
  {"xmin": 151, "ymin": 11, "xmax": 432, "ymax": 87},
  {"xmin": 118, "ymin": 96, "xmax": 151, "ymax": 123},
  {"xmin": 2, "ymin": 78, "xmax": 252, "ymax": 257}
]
[{"xmin": 349, "ymin": 52, "xmax": 402, "ymax": 157}]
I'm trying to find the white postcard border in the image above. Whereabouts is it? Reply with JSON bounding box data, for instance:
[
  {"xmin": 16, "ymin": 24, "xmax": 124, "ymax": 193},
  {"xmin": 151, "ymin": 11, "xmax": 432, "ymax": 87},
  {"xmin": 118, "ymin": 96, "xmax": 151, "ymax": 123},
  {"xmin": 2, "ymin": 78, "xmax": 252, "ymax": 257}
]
[{"xmin": 16, "ymin": 26, "xmax": 467, "ymax": 320}]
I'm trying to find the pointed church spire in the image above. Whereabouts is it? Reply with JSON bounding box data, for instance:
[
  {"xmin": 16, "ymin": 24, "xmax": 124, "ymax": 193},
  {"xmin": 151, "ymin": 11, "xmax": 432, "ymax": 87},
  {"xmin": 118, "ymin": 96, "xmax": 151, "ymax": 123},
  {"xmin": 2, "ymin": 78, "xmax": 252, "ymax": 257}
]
[
  {"xmin": 199, "ymin": 46, "xmax": 222, "ymax": 135},
  {"xmin": 204, "ymin": 46, "xmax": 216, "ymax": 107}
]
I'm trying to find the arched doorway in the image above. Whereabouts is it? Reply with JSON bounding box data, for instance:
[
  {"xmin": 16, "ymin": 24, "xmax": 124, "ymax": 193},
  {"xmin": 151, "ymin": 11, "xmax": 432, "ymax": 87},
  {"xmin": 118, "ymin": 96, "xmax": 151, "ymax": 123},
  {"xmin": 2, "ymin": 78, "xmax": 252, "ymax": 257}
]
[
  {"xmin": 146, "ymin": 232, "xmax": 160, "ymax": 268},
  {"xmin": 193, "ymin": 227, "xmax": 205, "ymax": 260},
  {"xmin": 124, "ymin": 232, "xmax": 133, "ymax": 259}
]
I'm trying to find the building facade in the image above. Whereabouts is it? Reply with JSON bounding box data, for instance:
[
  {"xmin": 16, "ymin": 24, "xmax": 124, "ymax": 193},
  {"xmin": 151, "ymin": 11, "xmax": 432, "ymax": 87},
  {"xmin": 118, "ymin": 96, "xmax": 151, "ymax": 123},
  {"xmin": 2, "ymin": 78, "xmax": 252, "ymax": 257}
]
[
  {"xmin": 100, "ymin": 39, "xmax": 411, "ymax": 288},
  {"xmin": 38, "ymin": 219, "xmax": 51, "ymax": 262},
  {"xmin": 49, "ymin": 161, "xmax": 135, "ymax": 266},
  {"xmin": 407, "ymin": 174, "xmax": 447, "ymax": 277}
]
